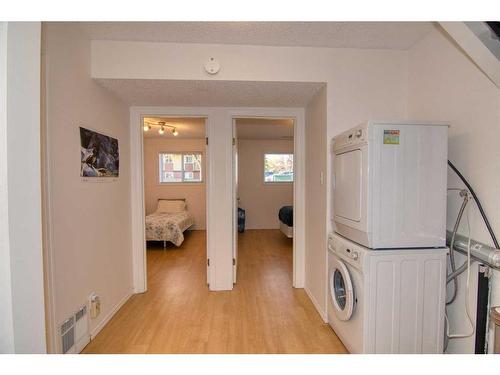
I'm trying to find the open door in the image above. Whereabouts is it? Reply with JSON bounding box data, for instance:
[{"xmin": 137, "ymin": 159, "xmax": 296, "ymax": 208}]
[{"xmin": 232, "ymin": 119, "xmax": 238, "ymax": 283}]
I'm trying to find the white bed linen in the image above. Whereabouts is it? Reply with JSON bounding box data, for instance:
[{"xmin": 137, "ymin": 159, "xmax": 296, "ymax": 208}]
[{"xmin": 145, "ymin": 210, "xmax": 195, "ymax": 246}]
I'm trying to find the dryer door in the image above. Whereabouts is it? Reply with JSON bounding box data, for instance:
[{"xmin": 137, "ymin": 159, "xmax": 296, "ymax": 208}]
[
  {"xmin": 329, "ymin": 256, "xmax": 355, "ymax": 321},
  {"xmin": 333, "ymin": 148, "xmax": 363, "ymax": 223},
  {"xmin": 333, "ymin": 143, "xmax": 369, "ymax": 247}
]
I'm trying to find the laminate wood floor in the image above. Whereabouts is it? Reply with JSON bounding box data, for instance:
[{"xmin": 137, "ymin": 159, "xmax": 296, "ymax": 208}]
[{"xmin": 82, "ymin": 229, "xmax": 347, "ymax": 354}]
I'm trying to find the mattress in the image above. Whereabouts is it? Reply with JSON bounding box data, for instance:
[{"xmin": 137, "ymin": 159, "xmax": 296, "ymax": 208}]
[
  {"xmin": 278, "ymin": 206, "xmax": 293, "ymax": 227},
  {"xmin": 145, "ymin": 210, "xmax": 195, "ymax": 246}
]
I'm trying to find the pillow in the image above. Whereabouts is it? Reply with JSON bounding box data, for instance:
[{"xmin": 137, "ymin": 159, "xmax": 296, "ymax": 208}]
[{"xmin": 157, "ymin": 200, "xmax": 186, "ymax": 213}]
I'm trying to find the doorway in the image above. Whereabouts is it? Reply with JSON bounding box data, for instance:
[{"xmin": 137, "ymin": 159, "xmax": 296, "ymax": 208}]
[
  {"xmin": 130, "ymin": 110, "xmax": 211, "ymax": 293},
  {"xmin": 231, "ymin": 108, "xmax": 305, "ymax": 288},
  {"xmin": 141, "ymin": 116, "xmax": 207, "ymax": 284},
  {"xmin": 131, "ymin": 107, "xmax": 305, "ymax": 292},
  {"xmin": 232, "ymin": 117, "xmax": 295, "ymax": 284}
]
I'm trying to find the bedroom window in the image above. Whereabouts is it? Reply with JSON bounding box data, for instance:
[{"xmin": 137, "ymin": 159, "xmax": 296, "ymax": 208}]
[
  {"xmin": 159, "ymin": 152, "xmax": 202, "ymax": 183},
  {"xmin": 264, "ymin": 153, "xmax": 294, "ymax": 183}
]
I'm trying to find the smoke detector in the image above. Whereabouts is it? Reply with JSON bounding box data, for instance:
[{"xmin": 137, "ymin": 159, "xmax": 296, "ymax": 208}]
[{"xmin": 204, "ymin": 57, "xmax": 220, "ymax": 75}]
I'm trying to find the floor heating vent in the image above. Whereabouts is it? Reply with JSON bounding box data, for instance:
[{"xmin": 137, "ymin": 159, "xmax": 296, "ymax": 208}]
[
  {"xmin": 60, "ymin": 305, "xmax": 90, "ymax": 354},
  {"xmin": 60, "ymin": 316, "xmax": 75, "ymax": 354}
]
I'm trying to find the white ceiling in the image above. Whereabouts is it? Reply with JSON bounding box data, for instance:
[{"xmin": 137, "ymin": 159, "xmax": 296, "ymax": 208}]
[
  {"xmin": 96, "ymin": 79, "xmax": 325, "ymax": 107},
  {"xmin": 79, "ymin": 22, "xmax": 434, "ymax": 50},
  {"xmin": 236, "ymin": 118, "xmax": 294, "ymax": 140},
  {"xmin": 143, "ymin": 117, "xmax": 205, "ymax": 139}
]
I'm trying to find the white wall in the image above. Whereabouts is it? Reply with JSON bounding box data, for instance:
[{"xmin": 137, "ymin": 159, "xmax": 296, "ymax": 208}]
[
  {"xmin": 305, "ymin": 87, "xmax": 328, "ymax": 320},
  {"xmin": 43, "ymin": 23, "xmax": 133, "ymax": 351},
  {"xmin": 408, "ymin": 26, "xmax": 500, "ymax": 353},
  {"xmin": 0, "ymin": 22, "xmax": 46, "ymax": 354},
  {"xmin": 237, "ymin": 139, "xmax": 293, "ymax": 230},
  {"xmin": 143, "ymin": 137, "xmax": 206, "ymax": 229},
  {"xmin": 92, "ymin": 40, "xmax": 409, "ymax": 314},
  {"xmin": 0, "ymin": 22, "xmax": 13, "ymax": 354}
]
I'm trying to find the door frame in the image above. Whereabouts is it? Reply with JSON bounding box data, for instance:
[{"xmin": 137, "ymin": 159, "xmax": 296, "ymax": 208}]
[
  {"xmin": 232, "ymin": 119, "xmax": 238, "ymax": 283},
  {"xmin": 130, "ymin": 107, "xmax": 213, "ymax": 292},
  {"xmin": 229, "ymin": 108, "xmax": 305, "ymax": 288},
  {"xmin": 130, "ymin": 106, "xmax": 305, "ymax": 292}
]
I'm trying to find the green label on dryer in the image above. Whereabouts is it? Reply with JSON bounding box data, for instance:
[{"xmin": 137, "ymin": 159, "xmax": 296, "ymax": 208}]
[{"xmin": 383, "ymin": 130, "xmax": 400, "ymax": 145}]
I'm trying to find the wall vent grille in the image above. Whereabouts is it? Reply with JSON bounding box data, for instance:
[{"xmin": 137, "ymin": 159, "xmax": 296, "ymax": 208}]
[
  {"xmin": 75, "ymin": 306, "xmax": 86, "ymax": 322},
  {"xmin": 60, "ymin": 316, "xmax": 74, "ymax": 335},
  {"xmin": 59, "ymin": 304, "xmax": 90, "ymax": 354},
  {"xmin": 60, "ymin": 317, "xmax": 75, "ymax": 354}
]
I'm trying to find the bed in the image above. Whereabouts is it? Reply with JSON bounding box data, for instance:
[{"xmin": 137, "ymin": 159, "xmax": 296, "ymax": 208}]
[
  {"xmin": 278, "ymin": 205, "xmax": 293, "ymax": 238},
  {"xmin": 145, "ymin": 199, "xmax": 195, "ymax": 247}
]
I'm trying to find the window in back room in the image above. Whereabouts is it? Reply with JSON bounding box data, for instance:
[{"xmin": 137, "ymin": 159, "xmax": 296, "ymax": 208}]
[
  {"xmin": 159, "ymin": 152, "xmax": 202, "ymax": 183},
  {"xmin": 264, "ymin": 153, "xmax": 294, "ymax": 183}
]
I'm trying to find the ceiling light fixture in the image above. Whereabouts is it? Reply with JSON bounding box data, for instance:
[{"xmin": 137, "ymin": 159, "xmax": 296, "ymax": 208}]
[{"xmin": 143, "ymin": 120, "xmax": 179, "ymax": 136}]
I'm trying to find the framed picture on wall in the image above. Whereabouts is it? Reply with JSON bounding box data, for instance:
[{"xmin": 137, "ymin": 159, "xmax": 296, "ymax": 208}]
[{"xmin": 80, "ymin": 127, "xmax": 119, "ymax": 178}]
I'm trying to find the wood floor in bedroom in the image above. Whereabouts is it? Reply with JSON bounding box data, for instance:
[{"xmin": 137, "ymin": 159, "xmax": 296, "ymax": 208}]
[{"xmin": 82, "ymin": 229, "xmax": 347, "ymax": 354}]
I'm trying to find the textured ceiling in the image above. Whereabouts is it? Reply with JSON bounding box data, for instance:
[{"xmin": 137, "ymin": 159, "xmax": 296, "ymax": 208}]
[
  {"xmin": 79, "ymin": 22, "xmax": 434, "ymax": 50},
  {"xmin": 236, "ymin": 118, "xmax": 294, "ymax": 140},
  {"xmin": 96, "ymin": 79, "xmax": 325, "ymax": 107},
  {"xmin": 143, "ymin": 117, "xmax": 205, "ymax": 139}
]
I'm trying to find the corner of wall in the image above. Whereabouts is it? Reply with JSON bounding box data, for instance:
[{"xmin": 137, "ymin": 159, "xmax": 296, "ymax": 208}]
[{"xmin": 304, "ymin": 86, "xmax": 328, "ymax": 319}]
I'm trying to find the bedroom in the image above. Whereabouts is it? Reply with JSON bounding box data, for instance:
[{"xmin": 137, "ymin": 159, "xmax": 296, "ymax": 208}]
[{"xmin": 142, "ymin": 116, "xmax": 207, "ymax": 284}]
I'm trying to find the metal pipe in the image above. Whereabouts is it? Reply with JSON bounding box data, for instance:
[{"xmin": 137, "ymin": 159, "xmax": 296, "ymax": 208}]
[{"xmin": 446, "ymin": 230, "xmax": 500, "ymax": 269}]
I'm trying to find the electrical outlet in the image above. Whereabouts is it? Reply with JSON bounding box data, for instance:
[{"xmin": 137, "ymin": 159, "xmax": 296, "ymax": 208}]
[{"xmin": 89, "ymin": 293, "xmax": 101, "ymax": 319}]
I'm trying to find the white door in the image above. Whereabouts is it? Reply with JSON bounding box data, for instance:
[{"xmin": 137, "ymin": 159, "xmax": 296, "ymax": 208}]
[{"xmin": 232, "ymin": 120, "xmax": 238, "ymax": 283}]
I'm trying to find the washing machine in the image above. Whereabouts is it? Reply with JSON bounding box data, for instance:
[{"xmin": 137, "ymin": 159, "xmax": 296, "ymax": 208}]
[{"xmin": 327, "ymin": 233, "xmax": 447, "ymax": 354}]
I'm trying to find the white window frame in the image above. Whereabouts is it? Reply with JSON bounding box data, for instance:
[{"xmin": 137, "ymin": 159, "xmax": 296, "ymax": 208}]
[
  {"xmin": 263, "ymin": 152, "xmax": 294, "ymax": 184},
  {"xmin": 158, "ymin": 151, "xmax": 203, "ymax": 184}
]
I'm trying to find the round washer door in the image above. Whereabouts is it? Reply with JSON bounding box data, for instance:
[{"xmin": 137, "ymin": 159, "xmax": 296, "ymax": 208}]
[{"xmin": 329, "ymin": 256, "xmax": 355, "ymax": 321}]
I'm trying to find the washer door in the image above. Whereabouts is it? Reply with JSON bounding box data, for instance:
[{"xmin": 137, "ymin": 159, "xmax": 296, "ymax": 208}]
[{"xmin": 329, "ymin": 256, "xmax": 355, "ymax": 321}]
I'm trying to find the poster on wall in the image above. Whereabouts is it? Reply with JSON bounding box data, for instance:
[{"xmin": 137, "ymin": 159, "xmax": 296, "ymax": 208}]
[{"xmin": 80, "ymin": 127, "xmax": 119, "ymax": 178}]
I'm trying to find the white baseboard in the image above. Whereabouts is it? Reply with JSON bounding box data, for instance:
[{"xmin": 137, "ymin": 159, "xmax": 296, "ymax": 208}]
[
  {"xmin": 304, "ymin": 285, "xmax": 328, "ymax": 323},
  {"xmin": 90, "ymin": 291, "xmax": 132, "ymax": 340}
]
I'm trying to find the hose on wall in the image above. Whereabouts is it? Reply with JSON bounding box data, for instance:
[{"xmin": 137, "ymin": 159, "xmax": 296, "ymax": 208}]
[
  {"xmin": 448, "ymin": 160, "xmax": 499, "ymax": 249},
  {"xmin": 445, "ymin": 160, "xmax": 499, "ymax": 352},
  {"xmin": 446, "ymin": 190, "xmax": 468, "ymax": 305}
]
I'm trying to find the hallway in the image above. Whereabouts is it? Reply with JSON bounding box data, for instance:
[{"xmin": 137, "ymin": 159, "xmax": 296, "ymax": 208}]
[{"xmin": 83, "ymin": 230, "xmax": 346, "ymax": 353}]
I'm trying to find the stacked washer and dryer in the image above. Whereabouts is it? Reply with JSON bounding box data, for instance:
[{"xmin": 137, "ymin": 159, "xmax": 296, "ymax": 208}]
[{"xmin": 329, "ymin": 121, "xmax": 449, "ymax": 354}]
